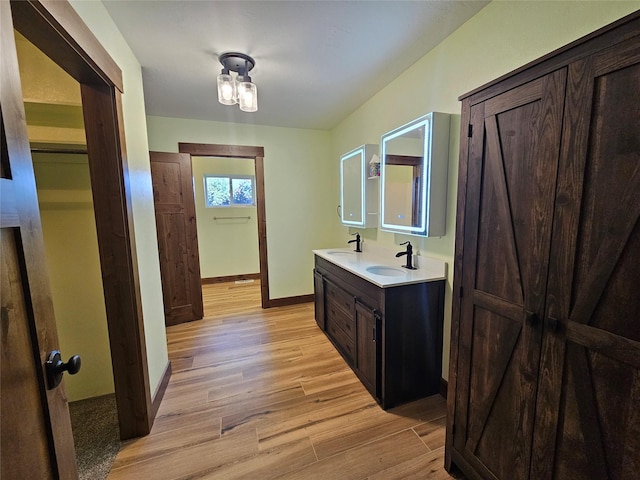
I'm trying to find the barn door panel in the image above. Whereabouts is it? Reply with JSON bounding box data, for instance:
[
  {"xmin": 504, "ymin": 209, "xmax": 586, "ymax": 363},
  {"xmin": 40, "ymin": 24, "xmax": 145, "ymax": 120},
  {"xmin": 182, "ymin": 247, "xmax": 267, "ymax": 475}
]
[
  {"xmin": 542, "ymin": 42, "xmax": 640, "ymax": 480},
  {"xmin": 454, "ymin": 69, "xmax": 566, "ymax": 480}
]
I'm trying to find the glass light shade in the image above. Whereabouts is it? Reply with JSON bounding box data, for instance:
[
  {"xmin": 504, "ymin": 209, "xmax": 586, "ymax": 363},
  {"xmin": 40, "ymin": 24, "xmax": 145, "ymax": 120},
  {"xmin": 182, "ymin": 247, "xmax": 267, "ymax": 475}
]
[
  {"xmin": 217, "ymin": 73, "xmax": 237, "ymax": 105},
  {"xmin": 237, "ymin": 81, "xmax": 258, "ymax": 112}
]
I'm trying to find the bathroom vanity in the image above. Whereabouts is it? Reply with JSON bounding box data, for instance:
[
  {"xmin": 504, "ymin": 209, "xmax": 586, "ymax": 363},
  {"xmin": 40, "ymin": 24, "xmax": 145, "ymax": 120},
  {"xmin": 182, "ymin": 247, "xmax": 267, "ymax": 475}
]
[{"xmin": 313, "ymin": 248, "xmax": 446, "ymax": 409}]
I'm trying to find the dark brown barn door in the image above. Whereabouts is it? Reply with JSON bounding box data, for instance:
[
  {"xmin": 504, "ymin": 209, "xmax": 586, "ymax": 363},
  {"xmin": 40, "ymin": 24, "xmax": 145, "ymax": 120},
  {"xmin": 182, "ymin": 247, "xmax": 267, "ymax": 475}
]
[
  {"xmin": 0, "ymin": 2, "xmax": 77, "ymax": 477},
  {"xmin": 533, "ymin": 42, "xmax": 640, "ymax": 480},
  {"xmin": 453, "ymin": 69, "xmax": 566, "ymax": 479},
  {"xmin": 150, "ymin": 151, "xmax": 203, "ymax": 325}
]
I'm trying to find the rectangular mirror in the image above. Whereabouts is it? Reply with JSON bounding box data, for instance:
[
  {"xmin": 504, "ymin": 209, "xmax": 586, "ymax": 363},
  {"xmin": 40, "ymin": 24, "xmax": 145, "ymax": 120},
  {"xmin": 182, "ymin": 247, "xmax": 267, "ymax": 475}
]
[
  {"xmin": 380, "ymin": 112, "xmax": 450, "ymax": 236},
  {"xmin": 340, "ymin": 144, "xmax": 378, "ymax": 228}
]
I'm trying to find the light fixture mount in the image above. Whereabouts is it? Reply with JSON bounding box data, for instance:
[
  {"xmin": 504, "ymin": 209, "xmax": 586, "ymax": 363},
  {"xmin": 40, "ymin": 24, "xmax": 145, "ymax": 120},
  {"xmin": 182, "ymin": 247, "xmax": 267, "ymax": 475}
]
[
  {"xmin": 219, "ymin": 52, "xmax": 255, "ymax": 75},
  {"xmin": 216, "ymin": 52, "xmax": 258, "ymax": 112}
]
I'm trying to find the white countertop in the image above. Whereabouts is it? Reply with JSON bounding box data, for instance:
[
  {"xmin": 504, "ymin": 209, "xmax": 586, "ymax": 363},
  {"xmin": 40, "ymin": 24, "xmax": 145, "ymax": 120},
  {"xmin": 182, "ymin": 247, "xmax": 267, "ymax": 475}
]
[{"xmin": 313, "ymin": 246, "xmax": 447, "ymax": 288}]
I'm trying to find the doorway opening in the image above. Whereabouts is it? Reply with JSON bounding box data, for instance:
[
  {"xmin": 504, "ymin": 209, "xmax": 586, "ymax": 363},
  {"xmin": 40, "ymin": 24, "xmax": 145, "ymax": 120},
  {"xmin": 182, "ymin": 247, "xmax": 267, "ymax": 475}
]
[
  {"xmin": 15, "ymin": 28, "xmax": 121, "ymax": 476},
  {"xmin": 195, "ymin": 157, "xmax": 260, "ymax": 280},
  {"xmin": 10, "ymin": 0, "xmax": 153, "ymax": 446},
  {"xmin": 178, "ymin": 143, "xmax": 272, "ymax": 309}
]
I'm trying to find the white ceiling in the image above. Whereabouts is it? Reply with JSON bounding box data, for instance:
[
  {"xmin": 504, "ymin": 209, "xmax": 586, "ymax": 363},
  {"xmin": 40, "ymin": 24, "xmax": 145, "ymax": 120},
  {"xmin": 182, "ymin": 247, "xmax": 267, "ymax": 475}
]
[{"xmin": 102, "ymin": 1, "xmax": 489, "ymax": 130}]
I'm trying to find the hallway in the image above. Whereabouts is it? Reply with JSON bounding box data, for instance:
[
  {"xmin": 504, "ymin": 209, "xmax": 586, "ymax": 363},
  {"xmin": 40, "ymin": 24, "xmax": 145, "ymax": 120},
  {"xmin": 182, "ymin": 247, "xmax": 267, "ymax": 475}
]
[{"xmin": 108, "ymin": 281, "xmax": 453, "ymax": 479}]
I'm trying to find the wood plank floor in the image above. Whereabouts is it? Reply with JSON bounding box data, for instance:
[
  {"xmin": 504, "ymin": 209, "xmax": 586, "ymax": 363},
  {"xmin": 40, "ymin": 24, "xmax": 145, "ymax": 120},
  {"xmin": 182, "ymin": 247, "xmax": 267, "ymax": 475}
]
[{"xmin": 109, "ymin": 281, "xmax": 461, "ymax": 479}]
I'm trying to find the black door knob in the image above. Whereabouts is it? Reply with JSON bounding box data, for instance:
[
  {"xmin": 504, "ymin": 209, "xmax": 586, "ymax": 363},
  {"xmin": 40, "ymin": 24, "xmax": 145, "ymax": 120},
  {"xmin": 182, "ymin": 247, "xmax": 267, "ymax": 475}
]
[{"xmin": 45, "ymin": 350, "xmax": 81, "ymax": 390}]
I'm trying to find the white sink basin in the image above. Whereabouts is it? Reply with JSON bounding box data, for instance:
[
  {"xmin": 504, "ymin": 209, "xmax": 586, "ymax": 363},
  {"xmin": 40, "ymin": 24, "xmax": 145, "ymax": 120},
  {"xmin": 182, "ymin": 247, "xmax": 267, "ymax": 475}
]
[
  {"xmin": 365, "ymin": 265, "xmax": 406, "ymax": 277},
  {"xmin": 326, "ymin": 250, "xmax": 355, "ymax": 256}
]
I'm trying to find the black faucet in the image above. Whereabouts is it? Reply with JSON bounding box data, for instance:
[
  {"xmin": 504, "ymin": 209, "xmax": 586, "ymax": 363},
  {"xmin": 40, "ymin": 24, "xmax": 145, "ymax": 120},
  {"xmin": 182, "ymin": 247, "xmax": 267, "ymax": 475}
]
[
  {"xmin": 395, "ymin": 241, "xmax": 417, "ymax": 269},
  {"xmin": 348, "ymin": 232, "xmax": 362, "ymax": 252}
]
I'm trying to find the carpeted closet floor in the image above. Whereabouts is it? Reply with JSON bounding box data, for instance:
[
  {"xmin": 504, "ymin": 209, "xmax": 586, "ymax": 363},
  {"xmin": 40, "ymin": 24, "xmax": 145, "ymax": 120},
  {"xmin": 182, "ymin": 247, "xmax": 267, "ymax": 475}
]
[{"xmin": 69, "ymin": 394, "xmax": 121, "ymax": 479}]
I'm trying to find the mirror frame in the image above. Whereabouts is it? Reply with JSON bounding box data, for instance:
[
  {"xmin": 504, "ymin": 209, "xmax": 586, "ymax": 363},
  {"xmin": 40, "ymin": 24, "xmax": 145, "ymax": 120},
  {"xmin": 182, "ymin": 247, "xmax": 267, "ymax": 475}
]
[
  {"xmin": 380, "ymin": 112, "xmax": 449, "ymax": 237},
  {"xmin": 340, "ymin": 145, "xmax": 366, "ymax": 227},
  {"xmin": 340, "ymin": 144, "xmax": 378, "ymax": 228}
]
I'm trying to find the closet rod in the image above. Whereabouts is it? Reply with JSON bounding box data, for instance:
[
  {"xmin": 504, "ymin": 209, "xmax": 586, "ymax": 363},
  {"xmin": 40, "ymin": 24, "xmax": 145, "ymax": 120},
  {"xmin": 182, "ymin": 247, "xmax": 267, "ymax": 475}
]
[{"xmin": 31, "ymin": 147, "xmax": 88, "ymax": 155}]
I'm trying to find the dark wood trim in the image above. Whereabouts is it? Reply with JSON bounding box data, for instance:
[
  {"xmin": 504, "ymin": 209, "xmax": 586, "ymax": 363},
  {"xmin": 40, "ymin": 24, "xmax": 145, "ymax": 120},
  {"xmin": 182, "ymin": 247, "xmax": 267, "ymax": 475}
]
[
  {"xmin": 440, "ymin": 378, "xmax": 448, "ymax": 399},
  {"xmin": 81, "ymin": 84, "xmax": 152, "ymax": 439},
  {"xmin": 266, "ymin": 294, "xmax": 314, "ymax": 308},
  {"xmin": 2, "ymin": 3, "xmax": 78, "ymax": 476},
  {"xmin": 201, "ymin": 273, "xmax": 260, "ymax": 285},
  {"xmin": 445, "ymin": 97, "xmax": 472, "ymax": 472},
  {"xmin": 460, "ymin": 10, "xmax": 640, "ymax": 103},
  {"xmin": 151, "ymin": 362, "xmax": 172, "ymax": 422},
  {"xmin": 13, "ymin": 0, "xmax": 153, "ymax": 440},
  {"xmin": 179, "ymin": 143, "xmax": 264, "ymax": 158},
  {"xmin": 11, "ymin": 0, "xmax": 123, "ymax": 91},
  {"xmin": 178, "ymin": 143, "xmax": 271, "ymax": 309},
  {"xmin": 385, "ymin": 154, "xmax": 422, "ymax": 166},
  {"xmin": 254, "ymin": 154, "xmax": 270, "ymax": 309}
]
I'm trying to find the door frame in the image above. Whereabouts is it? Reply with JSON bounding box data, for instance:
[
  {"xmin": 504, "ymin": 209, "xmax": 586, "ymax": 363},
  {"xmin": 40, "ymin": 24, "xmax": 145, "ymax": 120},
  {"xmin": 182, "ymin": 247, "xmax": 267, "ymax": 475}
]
[
  {"xmin": 10, "ymin": 0, "xmax": 154, "ymax": 438},
  {"xmin": 178, "ymin": 143, "xmax": 271, "ymax": 308}
]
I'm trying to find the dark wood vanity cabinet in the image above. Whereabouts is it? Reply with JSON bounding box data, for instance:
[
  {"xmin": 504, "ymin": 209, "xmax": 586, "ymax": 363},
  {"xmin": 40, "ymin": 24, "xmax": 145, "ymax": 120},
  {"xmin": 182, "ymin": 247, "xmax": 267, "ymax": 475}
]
[
  {"xmin": 446, "ymin": 12, "xmax": 640, "ymax": 480},
  {"xmin": 314, "ymin": 255, "xmax": 445, "ymax": 409}
]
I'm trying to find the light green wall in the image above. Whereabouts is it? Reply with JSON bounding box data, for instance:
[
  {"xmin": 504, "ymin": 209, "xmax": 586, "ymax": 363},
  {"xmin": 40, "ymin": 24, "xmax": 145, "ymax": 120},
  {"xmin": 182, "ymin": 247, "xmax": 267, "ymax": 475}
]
[
  {"xmin": 330, "ymin": 1, "xmax": 640, "ymax": 380},
  {"xmin": 192, "ymin": 156, "xmax": 260, "ymax": 278},
  {"xmin": 69, "ymin": 0, "xmax": 169, "ymax": 397},
  {"xmin": 146, "ymin": 116, "xmax": 334, "ymax": 299},
  {"xmin": 34, "ymin": 157, "xmax": 114, "ymax": 401}
]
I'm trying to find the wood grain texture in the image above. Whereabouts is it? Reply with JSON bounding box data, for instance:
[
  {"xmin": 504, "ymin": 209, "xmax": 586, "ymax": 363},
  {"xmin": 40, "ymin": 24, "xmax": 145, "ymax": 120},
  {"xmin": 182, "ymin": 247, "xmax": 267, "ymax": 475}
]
[
  {"xmin": 11, "ymin": 0, "xmax": 122, "ymax": 90},
  {"xmin": 450, "ymin": 13, "xmax": 640, "ymax": 480},
  {"xmin": 177, "ymin": 143, "xmax": 273, "ymax": 309},
  {"xmin": 82, "ymin": 83, "xmax": 152, "ymax": 439},
  {"xmin": 461, "ymin": 10, "xmax": 640, "ymax": 103},
  {"xmin": 10, "ymin": 0, "xmax": 153, "ymax": 450},
  {"xmin": 150, "ymin": 151, "xmax": 204, "ymax": 325},
  {"xmin": 108, "ymin": 282, "xmax": 455, "ymax": 479},
  {"xmin": 2, "ymin": 3, "xmax": 78, "ymax": 476},
  {"xmin": 315, "ymin": 256, "xmax": 445, "ymax": 409}
]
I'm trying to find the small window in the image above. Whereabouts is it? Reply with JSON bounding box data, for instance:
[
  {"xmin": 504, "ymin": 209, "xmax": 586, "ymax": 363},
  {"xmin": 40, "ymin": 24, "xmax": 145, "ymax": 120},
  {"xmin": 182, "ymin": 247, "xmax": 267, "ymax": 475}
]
[{"xmin": 204, "ymin": 175, "xmax": 255, "ymax": 207}]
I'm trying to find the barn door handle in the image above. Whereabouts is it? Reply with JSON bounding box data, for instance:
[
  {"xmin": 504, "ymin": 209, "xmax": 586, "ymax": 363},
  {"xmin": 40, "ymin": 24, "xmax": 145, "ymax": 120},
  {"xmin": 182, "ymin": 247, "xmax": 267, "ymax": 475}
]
[
  {"xmin": 548, "ymin": 316, "xmax": 560, "ymax": 332},
  {"xmin": 525, "ymin": 310, "xmax": 538, "ymax": 326},
  {"xmin": 45, "ymin": 350, "xmax": 81, "ymax": 390}
]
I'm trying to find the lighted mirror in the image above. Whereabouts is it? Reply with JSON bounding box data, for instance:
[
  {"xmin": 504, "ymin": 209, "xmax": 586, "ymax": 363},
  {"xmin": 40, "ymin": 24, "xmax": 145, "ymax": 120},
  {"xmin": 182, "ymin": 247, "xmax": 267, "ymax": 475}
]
[
  {"xmin": 340, "ymin": 144, "xmax": 379, "ymax": 228},
  {"xmin": 380, "ymin": 112, "xmax": 450, "ymax": 237}
]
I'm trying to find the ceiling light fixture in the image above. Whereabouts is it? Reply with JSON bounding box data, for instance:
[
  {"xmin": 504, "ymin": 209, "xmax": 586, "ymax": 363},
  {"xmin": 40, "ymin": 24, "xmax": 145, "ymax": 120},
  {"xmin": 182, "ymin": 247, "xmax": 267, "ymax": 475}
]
[{"xmin": 216, "ymin": 52, "xmax": 258, "ymax": 113}]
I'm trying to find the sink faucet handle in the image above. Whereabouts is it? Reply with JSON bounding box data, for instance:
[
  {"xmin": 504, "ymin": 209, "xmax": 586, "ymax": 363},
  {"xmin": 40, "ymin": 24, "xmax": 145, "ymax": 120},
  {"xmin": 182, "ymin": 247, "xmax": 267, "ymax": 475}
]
[
  {"xmin": 400, "ymin": 241, "xmax": 413, "ymax": 254},
  {"xmin": 397, "ymin": 241, "xmax": 416, "ymax": 269},
  {"xmin": 348, "ymin": 232, "xmax": 362, "ymax": 252}
]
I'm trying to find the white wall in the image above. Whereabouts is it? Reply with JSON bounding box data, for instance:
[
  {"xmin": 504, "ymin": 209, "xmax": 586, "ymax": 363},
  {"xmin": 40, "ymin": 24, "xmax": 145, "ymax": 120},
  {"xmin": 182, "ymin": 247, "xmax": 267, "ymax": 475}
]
[
  {"xmin": 192, "ymin": 156, "xmax": 260, "ymax": 278},
  {"xmin": 69, "ymin": 0, "xmax": 168, "ymax": 396},
  {"xmin": 147, "ymin": 117, "xmax": 334, "ymax": 299},
  {"xmin": 330, "ymin": 1, "xmax": 640, "ymax": 380}
]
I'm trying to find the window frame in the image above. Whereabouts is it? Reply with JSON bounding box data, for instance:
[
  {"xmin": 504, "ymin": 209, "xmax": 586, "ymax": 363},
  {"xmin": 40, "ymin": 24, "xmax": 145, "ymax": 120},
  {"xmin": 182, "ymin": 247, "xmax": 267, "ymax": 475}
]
[{"xmin": 203, "ymin": 174, "xmax": 256, "ymax": 208}]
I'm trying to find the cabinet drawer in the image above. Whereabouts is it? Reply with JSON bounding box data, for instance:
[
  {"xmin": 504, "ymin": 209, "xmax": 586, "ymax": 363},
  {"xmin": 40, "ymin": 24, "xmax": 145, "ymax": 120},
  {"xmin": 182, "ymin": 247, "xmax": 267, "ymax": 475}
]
[
  {"xmin": 327, "ymin": 320, "xmax": 355, "ymax": 364},
  {"xmin": 325, "ymin": 281, "xmax": 354, "ymax": 317},
  {"xmin": 326, "ymin": 297, "xmax": 355, "ymax": 340}
]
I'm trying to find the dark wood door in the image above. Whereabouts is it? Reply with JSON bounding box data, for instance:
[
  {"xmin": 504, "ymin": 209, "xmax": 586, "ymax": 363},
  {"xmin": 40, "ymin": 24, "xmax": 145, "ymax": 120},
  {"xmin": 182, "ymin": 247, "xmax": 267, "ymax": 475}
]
[
  {"xmin": 1, "ymin": 3, "xmax": 78, "ymax": 477},
  {"xmin": 313, "ymin": 269, "xmax": 325, "ymax": 330},
  {"xmin": 453, "ymin": 69, "xmax": 567, "ymax": 479},
  {"xmin": 150, "ymin": 151, "xmax": 203, "ymax": 326},
  {"xmin": 532, "ymin": 40, "xmax": 640, "ymax": 480},
  {"xmin": 355, "ymin": 300, "xmax": 378, "ymax": 397}
]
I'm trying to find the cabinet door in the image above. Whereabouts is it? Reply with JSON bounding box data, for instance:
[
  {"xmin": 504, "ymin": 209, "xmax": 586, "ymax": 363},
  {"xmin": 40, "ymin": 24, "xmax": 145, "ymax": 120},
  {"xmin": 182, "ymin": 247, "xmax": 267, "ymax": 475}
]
[
  {"xmin": 453, "ymin": 69, "xmax": 567, "ymax": 479},
  {"xmin": 355, "ymin": 300, "xmax": 378, "ymax": 398},
  {"xmin": 534, "ymin": 41, "xmax": 640, "ymax": 480},
  {"xmin": 313, "ymin": 269, "xmax": 325, "ymax": 330}
]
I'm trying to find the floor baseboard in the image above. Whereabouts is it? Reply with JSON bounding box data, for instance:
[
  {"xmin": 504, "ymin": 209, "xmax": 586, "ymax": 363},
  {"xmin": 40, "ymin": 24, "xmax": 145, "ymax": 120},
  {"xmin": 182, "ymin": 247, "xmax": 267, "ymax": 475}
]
[
  {"xmin": 201, "ymin": 273, "xmax": 260, "ymax": 284},
  {"xmin": 440, "ymin": 377, "xmax": 448, "ymax": 399},
  {"xmin": 151, "ymin": 361, "xmax": 172, "ymax": 422}
]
